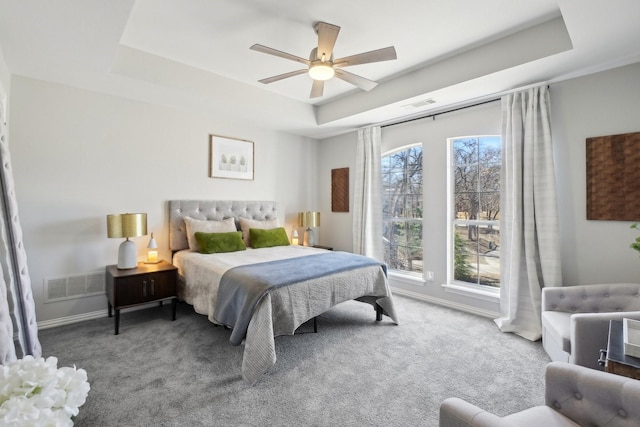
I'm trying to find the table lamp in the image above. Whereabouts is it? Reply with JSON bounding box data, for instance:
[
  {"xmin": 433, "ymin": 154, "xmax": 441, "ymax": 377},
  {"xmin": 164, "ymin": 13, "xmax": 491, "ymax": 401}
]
[
  {"xmin": 298, "ymin": 211, "xmax": 320, "ymax": 246},
  {"xmin": 107, "ymin": 213, "xmax": 147, "ymax": 269},
  {"xmin": 291, "ymin": 229, "xmax": 300, "ymax": 246},
  {"xmin": 146, "ymin": 232, "xmax": 159, "ymax": 264}
]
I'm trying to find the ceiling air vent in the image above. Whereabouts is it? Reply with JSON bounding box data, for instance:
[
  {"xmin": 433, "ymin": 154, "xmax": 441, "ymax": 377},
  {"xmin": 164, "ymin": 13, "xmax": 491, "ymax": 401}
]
[{"xmin": 402, "ymin": 98, "xmax": 436, "ymax": 109}]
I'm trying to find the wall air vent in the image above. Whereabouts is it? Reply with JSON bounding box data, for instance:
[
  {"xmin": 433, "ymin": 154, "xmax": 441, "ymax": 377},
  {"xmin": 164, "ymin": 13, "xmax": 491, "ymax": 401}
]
[{"xmin": 45, "ymin": 271, "xmax": 105, "ymax": 303}]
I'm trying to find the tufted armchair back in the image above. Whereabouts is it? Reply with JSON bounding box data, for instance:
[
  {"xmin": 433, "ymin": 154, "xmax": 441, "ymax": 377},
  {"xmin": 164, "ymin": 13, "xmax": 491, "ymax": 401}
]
[
  {"xmin": 439, "ymin": 362, "xmax": 640, "ymax": 427},
  {"xmin": 542, "ymin": 283, "xmax": 640, "ymax": 314},
  {"xmin": 541, "ymin": 283, "xmax": 640, "ymax": 369},
  {"xmin": 544, "ymin": 362, "xmax": 640, "ymax": 426}
]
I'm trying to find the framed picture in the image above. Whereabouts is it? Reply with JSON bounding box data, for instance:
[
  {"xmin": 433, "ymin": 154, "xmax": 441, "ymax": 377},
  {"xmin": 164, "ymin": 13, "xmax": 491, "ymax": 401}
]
[{"xmin": 209, "ymin": 134, "xmax": 254, "ymax": 180}]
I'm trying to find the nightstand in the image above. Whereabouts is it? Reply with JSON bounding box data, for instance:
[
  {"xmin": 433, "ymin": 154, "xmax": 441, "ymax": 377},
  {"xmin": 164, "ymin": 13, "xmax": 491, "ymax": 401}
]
[
  {"xmin": 312, "ymin": 245, "xmax": 333, "ymax": 251},
  {"xmin": 105, "ymin": 261, "xmax": 178, "ymax": 335}
]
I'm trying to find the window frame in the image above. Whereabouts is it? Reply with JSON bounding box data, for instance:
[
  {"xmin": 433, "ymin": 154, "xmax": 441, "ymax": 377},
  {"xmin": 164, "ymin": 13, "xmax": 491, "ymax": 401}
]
[
  {"xmin": 446, "ymin": 135, "xmax": 501, "ymax": 293},
  {"xmin": 381, "ymin": 143, "xmax": 424, "ymax": 280}
]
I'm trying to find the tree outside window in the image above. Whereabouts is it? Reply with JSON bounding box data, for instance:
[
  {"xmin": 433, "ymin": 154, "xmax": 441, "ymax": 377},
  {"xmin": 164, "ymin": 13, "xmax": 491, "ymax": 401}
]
[
  {"xmin": 382, "ymin": 145, "xmax": 423, "ymax": 275},
  {"xmin": 450, "ymin": 136, "xmax": 501, "ymax": 287}
]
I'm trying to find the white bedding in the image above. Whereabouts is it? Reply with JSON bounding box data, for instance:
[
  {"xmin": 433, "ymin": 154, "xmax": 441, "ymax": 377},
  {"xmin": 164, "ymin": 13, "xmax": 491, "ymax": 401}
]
[
  {"xmin": 173, "ymin": 245, "xmax": 399, "ymax": 384},
  {"xmin": 174, "ymin": 245, "xmax": 329, "ymax": 321}
]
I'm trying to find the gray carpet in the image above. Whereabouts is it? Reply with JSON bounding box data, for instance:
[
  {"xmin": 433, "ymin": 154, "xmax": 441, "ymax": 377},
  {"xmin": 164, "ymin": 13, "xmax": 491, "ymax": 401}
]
[{"xmin": 38, "ymin": 295, "xmax": 550, "ymax": 426}]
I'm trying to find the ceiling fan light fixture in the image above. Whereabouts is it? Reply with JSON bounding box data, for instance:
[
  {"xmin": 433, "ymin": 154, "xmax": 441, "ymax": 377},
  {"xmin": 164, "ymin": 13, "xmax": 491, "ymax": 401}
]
[
  {"xmin": 251, "ymin": 22, "xmax": 397, "ymax": 97},
  {"xmin": 308, "ymin": 61, "xmax": 335, "ymax": 81}
]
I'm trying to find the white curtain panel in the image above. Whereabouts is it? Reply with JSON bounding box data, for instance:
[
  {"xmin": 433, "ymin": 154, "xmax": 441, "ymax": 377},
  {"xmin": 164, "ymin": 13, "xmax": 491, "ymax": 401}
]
[
  {"xmin": 0, "ymin": 84, "xmax": 41, "ymax": 362},
  {"xmin": 495, "ymin": 85, "xmax": 562, "ymax": 341},
  {"xmin": 353, "ymin": 126, "xmax": 384, "ymax": 261}
]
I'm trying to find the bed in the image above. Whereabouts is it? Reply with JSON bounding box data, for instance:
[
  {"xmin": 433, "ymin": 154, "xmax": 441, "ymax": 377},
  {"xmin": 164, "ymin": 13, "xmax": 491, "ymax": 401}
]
[{"xmin": 169, "ymin": 200, "xmax": 399, "ymax": 384}]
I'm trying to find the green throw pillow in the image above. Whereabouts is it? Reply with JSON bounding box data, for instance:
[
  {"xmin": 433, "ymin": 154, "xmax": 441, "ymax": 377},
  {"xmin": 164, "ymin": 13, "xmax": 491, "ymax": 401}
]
[
  {"xmin": 250, "ymin": 227, "xmax": 291, "ymax": 249},
  {"xmin": 194, "ymin": 231, "xmax": 246, "ymax": 254}
]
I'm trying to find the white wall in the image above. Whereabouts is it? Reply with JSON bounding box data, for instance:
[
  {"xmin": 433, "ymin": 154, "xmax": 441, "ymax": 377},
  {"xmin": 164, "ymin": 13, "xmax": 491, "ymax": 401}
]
[
  {"xmin": 551, "ymin": 61, "xmax": 640, "ymax": 285},
  {"xmin": 318, "ymin": 61, "xmax": 640, "ymax": 315},
  {"xmin": 8, "ymin": 76, "xmax": 318, "ymax": 322},
  {"xmin": 317, "ymin": 132, "xmax": 357, "ymax": 251}
]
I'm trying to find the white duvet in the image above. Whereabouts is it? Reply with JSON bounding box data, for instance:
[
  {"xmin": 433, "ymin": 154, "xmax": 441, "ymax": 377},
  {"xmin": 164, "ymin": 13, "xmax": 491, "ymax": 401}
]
[{"xmin": 173, "ymin": 245, "xmax": 399, "ymax": 384}]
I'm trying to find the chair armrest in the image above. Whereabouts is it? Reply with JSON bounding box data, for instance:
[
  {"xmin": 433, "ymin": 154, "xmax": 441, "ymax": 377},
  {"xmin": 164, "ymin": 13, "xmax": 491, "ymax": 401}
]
[
  {"xmin": 571, "ymin": 311, "xmax": 640, "ymax": 368},
  {"xmin": 439, "ymin": 398, "xmax": 511, "ymax": 427}
]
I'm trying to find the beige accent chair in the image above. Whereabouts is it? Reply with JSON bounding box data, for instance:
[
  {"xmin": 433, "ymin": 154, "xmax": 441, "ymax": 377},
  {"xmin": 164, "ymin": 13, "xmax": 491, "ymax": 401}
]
[
  {"xmin": 439, "ymin": 362, "xmax": 640, "ymax": 426},
  {"xmin": 541, "ymin": 283, "xmax": 640, "ymax": 369}
]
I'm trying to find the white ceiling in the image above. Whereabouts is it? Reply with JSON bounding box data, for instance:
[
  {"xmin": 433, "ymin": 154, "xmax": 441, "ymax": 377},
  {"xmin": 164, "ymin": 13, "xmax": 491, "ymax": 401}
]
[{"xmin": 0, "ymin": 0, "xmax": 639, "ymax": 139}]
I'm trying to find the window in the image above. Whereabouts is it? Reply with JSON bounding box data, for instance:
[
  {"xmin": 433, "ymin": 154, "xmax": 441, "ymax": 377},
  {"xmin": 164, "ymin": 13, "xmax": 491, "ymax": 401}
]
[
  {"xmin": 382, "ymin": 144, "xmax": 423, "ymax": 276},
  {"xmin": 448, "ymin": 136, "xmax": 501, "ymax": 288}
]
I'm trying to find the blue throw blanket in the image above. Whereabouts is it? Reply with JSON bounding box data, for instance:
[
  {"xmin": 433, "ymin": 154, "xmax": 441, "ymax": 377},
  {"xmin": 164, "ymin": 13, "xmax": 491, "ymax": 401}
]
[{"xmin": 214, "ymin": 251, "xmax": 386, "ymax": 345}]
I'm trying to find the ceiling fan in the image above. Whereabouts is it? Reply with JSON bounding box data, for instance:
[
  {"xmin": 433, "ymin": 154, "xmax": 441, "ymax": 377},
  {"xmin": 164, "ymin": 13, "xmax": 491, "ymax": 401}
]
[{"xmin": 250, "ymin": 21, "xmax": 397, "ymax": 98}]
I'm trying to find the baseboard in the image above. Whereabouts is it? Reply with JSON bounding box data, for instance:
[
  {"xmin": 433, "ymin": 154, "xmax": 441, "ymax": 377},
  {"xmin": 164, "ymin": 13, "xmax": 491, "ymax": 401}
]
[
  {"xmin": 36, "ymin": 304, "xmax": 167, "ymax": 331},
  {"xmin": 37, "ymin": 309, "xmax": 108, "ymax": 330},
  {"xmin": 34, "ymin": 290, "xmax": 498, "ymax": 330},
  {"xmin": 390, "ymin": 286, "xmax": 500, "ymax": 319}
]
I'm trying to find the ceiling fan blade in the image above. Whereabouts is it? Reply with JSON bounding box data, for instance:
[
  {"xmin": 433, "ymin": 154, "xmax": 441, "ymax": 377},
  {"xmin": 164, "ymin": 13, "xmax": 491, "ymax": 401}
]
[
  {"xmin": 334, "ymin": 46, "xmax": 397, "ymax": 67},
  {"xmin": 250, "ymin": 44, "xmax": 310, "ymax": 66},
  {"xmin": 258, "ymin": 69, "xmax": 308, "ymax": 84},
  {"xmin": 310, "ymin": 79, "xmax": 324, "ymax": 98},
  {"xmin": 314, "ymin": 22, "xmax": 340, "ymax": 60},
  {"xmin": 334, "ymin": 69, "xmax": 378, "ymax": 91}
]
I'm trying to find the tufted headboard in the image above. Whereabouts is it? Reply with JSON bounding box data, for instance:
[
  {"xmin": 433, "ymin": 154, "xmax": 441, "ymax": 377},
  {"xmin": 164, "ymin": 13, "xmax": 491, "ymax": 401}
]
[{"xmin": 168, "ymin": 200, "xmax": 280, "ymax": 252}]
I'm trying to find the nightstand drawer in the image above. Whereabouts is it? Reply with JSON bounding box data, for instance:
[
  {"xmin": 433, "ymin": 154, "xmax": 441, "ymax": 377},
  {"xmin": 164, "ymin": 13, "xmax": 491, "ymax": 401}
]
[{"xmin": 115, "ymin": 270, "xmax": 176, "ymax": 306}]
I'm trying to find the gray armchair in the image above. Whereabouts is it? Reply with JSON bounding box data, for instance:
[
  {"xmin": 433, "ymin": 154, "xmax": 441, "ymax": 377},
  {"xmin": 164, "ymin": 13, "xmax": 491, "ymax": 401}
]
[
  {"xmin": 541, "ymin": 283, "xmax": 640, "ymax": 369},
  {"xmin": 439, "ymin": 362, "xmax": 640, "ymax": 426}
]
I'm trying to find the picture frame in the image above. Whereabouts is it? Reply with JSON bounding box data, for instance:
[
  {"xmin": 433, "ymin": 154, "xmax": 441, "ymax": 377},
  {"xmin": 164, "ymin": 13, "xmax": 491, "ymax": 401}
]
[
  {"xmin": 586, "ymin": 131, "xmax": 640, "ymax": 220},
  {"xmin": 209, "ymin": 134, "xmax": 254, "ymax": 180},
  {"xmin": 331, "ymin": 167, "xmax": 349, "ymax": 212}
]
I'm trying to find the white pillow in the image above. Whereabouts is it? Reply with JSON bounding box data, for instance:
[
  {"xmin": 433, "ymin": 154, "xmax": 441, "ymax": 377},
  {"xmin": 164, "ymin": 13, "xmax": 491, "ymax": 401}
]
[
  {"xmin": 184, "ymin": 217, "xmax": 236, "ymax": 251},
  {"xmin": 238, "ymin": 217, "xmax": 278, "ymax": 247}
]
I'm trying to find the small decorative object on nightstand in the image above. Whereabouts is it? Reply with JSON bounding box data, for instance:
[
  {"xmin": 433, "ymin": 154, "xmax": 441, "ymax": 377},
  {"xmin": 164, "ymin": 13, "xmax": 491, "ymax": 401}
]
[
  {"xmin": 145, "ymin": 232, "xmax": 160, "ymax": 264},
  {"xmin": 105, "ymin": 260, "xmax": 178, "ymax": 335}
]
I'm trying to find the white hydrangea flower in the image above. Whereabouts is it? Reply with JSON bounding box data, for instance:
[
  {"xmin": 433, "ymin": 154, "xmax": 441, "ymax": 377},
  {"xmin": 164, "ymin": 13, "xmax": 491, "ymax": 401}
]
[{"xmin": 0, "ymin": 356, "xmax": 90, "ymax": 426}]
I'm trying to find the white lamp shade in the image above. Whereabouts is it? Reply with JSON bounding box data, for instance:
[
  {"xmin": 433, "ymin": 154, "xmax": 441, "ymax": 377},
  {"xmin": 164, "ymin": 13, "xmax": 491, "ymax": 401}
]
[{"xmin": 147, "ymin": 232, "xmax": 158, "ymax": 249}]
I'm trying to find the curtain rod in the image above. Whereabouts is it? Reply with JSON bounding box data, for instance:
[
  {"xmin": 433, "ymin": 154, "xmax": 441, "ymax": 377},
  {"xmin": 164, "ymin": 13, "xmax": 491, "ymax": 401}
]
[
  {"xmin": 380, "ymin": 80, "xmax": 548, "ymax": 129},
  {"xmin": 381, "ymin": 98, "xmax": 499, "ymax": 129}
]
